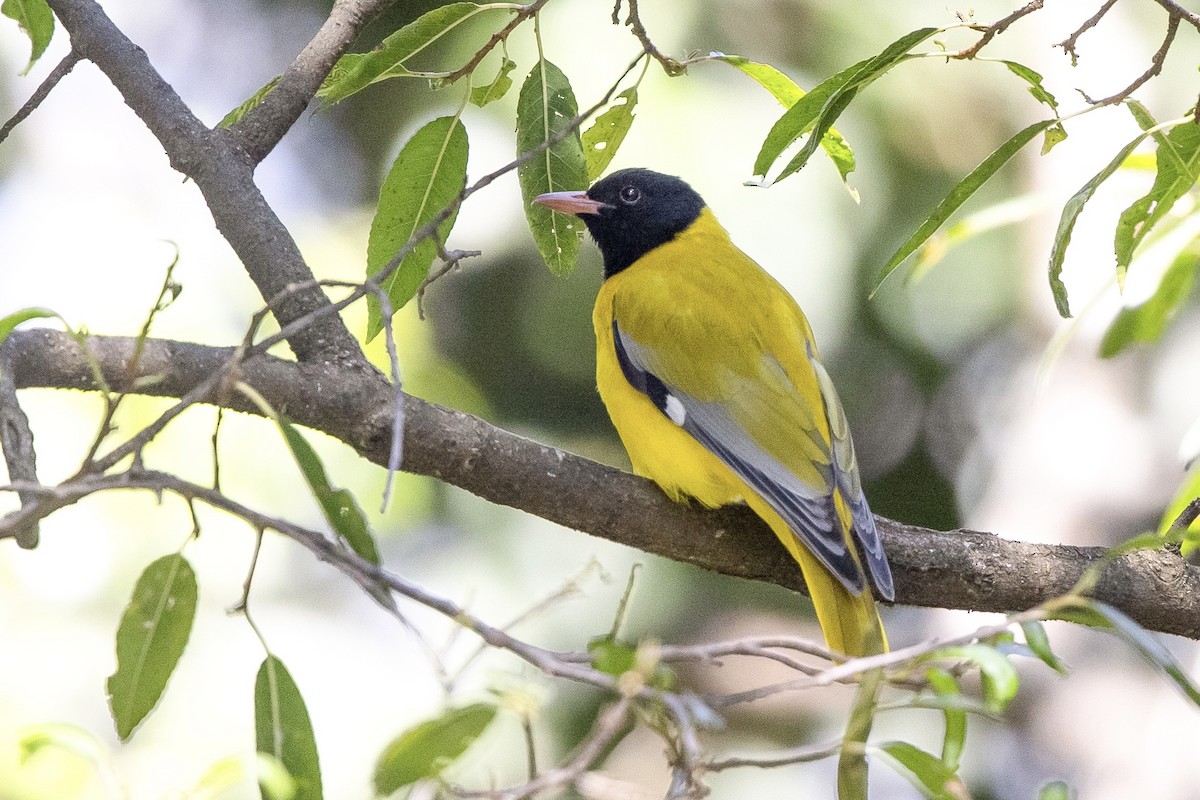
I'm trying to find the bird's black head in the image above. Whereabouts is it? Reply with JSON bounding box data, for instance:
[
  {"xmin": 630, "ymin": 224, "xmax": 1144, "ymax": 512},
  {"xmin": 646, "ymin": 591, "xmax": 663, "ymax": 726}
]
[{"xmin": 535, "ymin": 168, "xmax": 706, "ymax": 278}]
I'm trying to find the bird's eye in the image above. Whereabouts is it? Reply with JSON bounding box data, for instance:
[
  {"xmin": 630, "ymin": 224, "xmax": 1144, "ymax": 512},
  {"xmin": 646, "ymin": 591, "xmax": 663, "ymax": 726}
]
[{"xmin": 618, "ymin": 186, "xmax": 641, "ymax": 205}]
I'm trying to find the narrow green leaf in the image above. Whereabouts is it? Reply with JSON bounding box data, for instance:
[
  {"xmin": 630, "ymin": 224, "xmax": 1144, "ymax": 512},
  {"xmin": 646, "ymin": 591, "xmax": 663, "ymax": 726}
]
[
  {"xmin": 3, "ymin": 0, "xmax": 53, "ymax": 75},
  {"xmin": 106, "ymin": 555, "xmax": 198, "ymax": 741},
  {"xmin": 469, "ymin": 57, "xmax": 515, "ymax": 108},
  {"xmin": 1039, "ymin": 781, "xmax": 1074, "ymax": 800},
  {"xmin": 317, "ymin": 3, "xmax": 498, "ymax": 105},
  {"xmin": 588, "ymin": 635, "xmax": 638, "ymax": 676},
  {"xmin": 712, "ymin": 54, "xmax": 804, "ymax": 107},
  {"xmin": 752, "ymin": 57, "xmax": 866, "ymax": 177},
  {"xmin": 876, "ymin": 119, "xmax": 1055, "ymax": 296},
  {"xmin": 877, "ymin": 741, "xmax": 967, "ymax": 800},
  {"xmin": 1115, "ymin": 120, "xmax": 1200, "ymax": 283},
  {"xmin": 366, "ymin": 115, "xmax": 469, "ymax": 339},
  {"xmin": 1062, "ymin": 598, "xmax": 1200, "ymax": 706},
  {"xmin": 933, "ymin": 644, "xmax": 1019, "ymax": 713},
  {"xmin": 1020, "ymin": 620, "xmax": 1067, "ymax": 674},
  {"xmin": 278, "ymin": 418, "xmax": 379, "ymax": 565},
  {"xmin": 255, "ymin": 656, "xmax": 322, "ymax": 800},
  {"xmin": 924, "ymin": 668, "xmax": 966, "ymax": 772},
  {"xmin": 1048, "ymin": 124, "xmax": 1153, "ymax": 316},
  {"xmin": 717, "ymin": 50, "xmax": 862, "ymax": 195},
  {"xmin": 1100, "ymin": 243, "xmax": 1198, "ymax": 357},
  {"xmin": 516, "ymin": 59, "xmax": 588, "ymax": 275},
  {"xmin": 219, "ymin": 76, "xmax": 282, "ymax": 128},
  {"xmin": 774, "ymin": 27, "xmax": 940, "ymax": 182},
  {"xmin": 1002, "ymin": 60, "xmax": 1058, "ymax": 111},
  {"xmin": 1158, "ymin": 467, "xmax": 1200, "ymax": 556},
  {"xmin": 581, "ymin": 87, "xmax": 637, "ymax": 182},
  {"xmin": 374, "ymin": 704, "xmax": 497, "ymax": 795},
  {"xmin": 0, "ymin": 306, "xmax": 56, "ymax": 346}
]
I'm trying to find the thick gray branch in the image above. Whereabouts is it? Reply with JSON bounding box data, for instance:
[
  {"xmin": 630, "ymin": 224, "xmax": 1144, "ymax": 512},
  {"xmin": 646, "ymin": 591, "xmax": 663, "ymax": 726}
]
[
  {"xmin": 43, "ymin": 0, "xmax": 370, "ymax": 371},
  {"xmin": 7, "ymin": 329, "xmax": 1200, "ymax": 640}
]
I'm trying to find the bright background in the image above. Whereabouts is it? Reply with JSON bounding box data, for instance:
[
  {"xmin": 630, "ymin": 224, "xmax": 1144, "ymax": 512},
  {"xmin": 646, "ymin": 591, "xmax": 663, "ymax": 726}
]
[{"xmin": 1, "ymin": 0, "xmax": 1199, "ymax": 798}]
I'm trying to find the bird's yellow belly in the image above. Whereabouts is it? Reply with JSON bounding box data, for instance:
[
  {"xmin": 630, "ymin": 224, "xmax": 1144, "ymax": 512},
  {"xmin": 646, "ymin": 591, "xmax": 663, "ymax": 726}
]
[{"xmin": 596, "ymin": 357, "xmax": 742, "ymax": 509}]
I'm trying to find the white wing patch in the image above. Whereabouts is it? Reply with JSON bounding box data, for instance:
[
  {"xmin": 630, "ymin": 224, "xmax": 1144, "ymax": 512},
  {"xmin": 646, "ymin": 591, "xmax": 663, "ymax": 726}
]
[{"xmin": 664, "ymin": 394, "xmax": 687, "ymax": 426}]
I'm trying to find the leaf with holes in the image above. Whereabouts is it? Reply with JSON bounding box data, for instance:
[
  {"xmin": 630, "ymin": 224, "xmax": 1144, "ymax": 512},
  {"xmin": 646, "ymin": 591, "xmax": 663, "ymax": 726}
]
[
  {"xmin": 366, "ymin": 115, "xmax": 468, "ymax": 339},
  {"xmin": 517, "ymin": 59, "xmax": 588, "ymax": 275},
  {"xmin": 3, "ymin": 0, "xmax": 54, "ymax": 74},
  {"xmin": 374, "ymin": 704, "xmax": 498, "ymax": 794},
  {"xmin": 1115, "ymin": 120, "xmax": 1200, "ymax": 284},
  {"xmin": 106, "ymin": 555, "xmax": 197, "ymax": 740},
  {"xmin": 582, "ymin": 87, "xmax": 637, "ymax": 182},
  {"xmin": 256, "ymin": 656, "xmax": 322, "ymax": 800}
]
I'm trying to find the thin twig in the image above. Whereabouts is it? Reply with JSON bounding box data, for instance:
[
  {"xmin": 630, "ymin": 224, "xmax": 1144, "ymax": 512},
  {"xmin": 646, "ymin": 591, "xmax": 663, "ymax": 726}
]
[
  {"xmin": 1149, "ymin": 0, "xmax": 1200, "ymax": 32},
  {"xmin": 953, "ymin": 0, "xmax": 1046, "ymax": 60},
  {"xmin": 1056, "ymin": 0, "xmax": 1121, "ymax": 65},
  {"xmin": 0, "ymin": 50, "xmax": 82, "ymax": 145},
  {"xmin": 442, "ymin": 0, "xmax": 552, "ymax": 85},
  {"xmin": 619, "ymin": 0, "xmax": 685, "ymax": 75},
  {"xmin": 1080, "ymin": 14, "xmax": 1179, "ymax": 106}
]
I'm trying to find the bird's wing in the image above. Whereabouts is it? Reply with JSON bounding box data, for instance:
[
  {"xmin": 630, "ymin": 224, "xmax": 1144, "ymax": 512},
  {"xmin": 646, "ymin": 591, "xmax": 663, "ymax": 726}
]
[{"xmin": 612, "ymin": 319, "xmax": 892, "ymax": 598}]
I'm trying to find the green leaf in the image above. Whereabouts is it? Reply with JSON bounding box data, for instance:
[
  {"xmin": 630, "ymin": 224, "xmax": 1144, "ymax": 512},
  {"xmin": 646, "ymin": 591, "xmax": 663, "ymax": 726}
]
[
  {"xmin": 1159, "ymin": 466, "xmax": 1200, "ymax": 556},
  {"xmin": 219, "ymin": 76, "xmax": 281, "ymax": 128},
  {"xmin": 1100, "ymin": 243, "xmax": 1198, "ymax": 357},
  {"xmin": 924, "ymin": 668, "xmax": 966, "ymax": 772},
  {"xmin": 1048, "ymin": 125, "xmax": 1153, "ymax": 317},
  {"xmin": 587, "ymin": 635, "xmax": 676, "ymax": 690},
  {"xmin": 1039, "ymin": 780, "xmax": 1074, "ymax": 800},
  {"xmin": 931, "ymin": 644, "xmax": 1019, "ymax": 713},
  {"xmin": 3, "ymin": 0, "xmax": 54, "ymax": 75},
  {"xmin": 374, "ymin": 703, "xmax": 497, "ymax": 795},
  {"xmin": 277, "ymin": 417, "xmax": 379, "ymax": 565},
  {"xmin": 1041, "ymin": 122, "xmax": 1068, "ymax": 155},
  {"xmin": 877, "ymin": 741, "xmax": 967, "ymax": 800},
  {"xmin": 581, "ymin": 87, "xmax": 638, "ymax": 182},
  {"xmin": 106, "ymin": 555, "xmax": 198, "ymax": 741},
  {"xmin": 1058, "ymin": 598, "xmax": 1200, "ymax": 707},
  {"xmin": 771, "ymin": 27, "xmax": 940, "ymax": 183},
  {"xmin": 366, "ymin": 115, "xmax": 469, "ymax": 339},
  {"xmin": 1002, "ymin": 60, "xmax": 1058, "ymax": 112},
  {"xmin": 469, "ymin": 57, "xmax": 515, "ymax": 107},
  {"xmin": 0, "ymin": 306, "xmax": 56, "ymax": 346},
  {"xmin": 753, "ymin": 58, "xmax": 864, "ymax": 177},
  {"xmin": 1115, "ymin": 120, "xmax": 1200, "ymax": 284},
  {"xmin": 712, "ymin": 53, "xmax": 803, "ymax": 107},
  {"xmin": 318, "ymin": 3, "xmax": 500, "ymax": 105},
  {"xmin": 256, "ymin": 656, "xmax": 322, "ymax": 800},
  {"xmin": 1020, "ymin": 620, "xmax": 1067, "ymax": 674},
  {"xmin": 516, "ymin": 59, "xmax": 588, "ymax": 275},
  {"xmin": 876, "ymin": 119, "xmax": 1055, "ymax": 296}
]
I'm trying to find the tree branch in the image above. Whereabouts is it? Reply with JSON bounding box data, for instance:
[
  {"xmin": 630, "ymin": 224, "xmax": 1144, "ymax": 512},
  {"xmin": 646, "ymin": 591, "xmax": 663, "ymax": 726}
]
[
  {"xmin": 7, "ymin": 329, "xmax": 1200, "ymax": 640},
  {"xmin": 43, "ymin": 0, "xmax": 371, "ymax": 371}
]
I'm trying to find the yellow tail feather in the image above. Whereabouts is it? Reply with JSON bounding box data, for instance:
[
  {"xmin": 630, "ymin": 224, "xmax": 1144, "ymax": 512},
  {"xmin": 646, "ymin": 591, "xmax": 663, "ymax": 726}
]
[{"xmin": 746, "ymin": 496, "xmax": 887, "ymax": 657}]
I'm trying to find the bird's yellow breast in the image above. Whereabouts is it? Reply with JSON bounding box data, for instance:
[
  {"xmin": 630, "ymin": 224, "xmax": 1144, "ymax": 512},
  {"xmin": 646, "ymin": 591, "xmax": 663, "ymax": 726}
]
[{"xmin": 592, "ymin": 207, "xmax": 827, "ymax": 506}]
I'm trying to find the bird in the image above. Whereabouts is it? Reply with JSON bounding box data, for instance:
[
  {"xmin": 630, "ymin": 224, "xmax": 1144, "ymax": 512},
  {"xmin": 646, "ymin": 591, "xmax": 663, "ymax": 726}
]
[{"xmin": 533, "ymin": 168, "xmax": 893, "ymax": 656}]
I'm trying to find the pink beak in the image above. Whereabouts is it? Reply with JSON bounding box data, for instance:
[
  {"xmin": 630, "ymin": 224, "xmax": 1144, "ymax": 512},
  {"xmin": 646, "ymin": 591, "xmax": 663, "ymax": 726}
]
[{"xmin": 532, "ymin": 190, "xmax": 608, "ymax": 216}]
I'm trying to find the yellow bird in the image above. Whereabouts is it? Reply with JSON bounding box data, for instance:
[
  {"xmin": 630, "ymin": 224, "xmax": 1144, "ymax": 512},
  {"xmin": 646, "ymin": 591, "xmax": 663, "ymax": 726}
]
[{"xmin": 534, "ymin": 168, "xmax": 892, "ymax": 656}]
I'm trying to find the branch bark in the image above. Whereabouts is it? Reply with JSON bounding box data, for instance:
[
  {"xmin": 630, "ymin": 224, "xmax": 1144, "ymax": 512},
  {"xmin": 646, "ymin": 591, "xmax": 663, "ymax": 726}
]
[
  {"xmin": 44, "ymin": 0, "xmax": 371, "ymax": 371},
  {"xmin": 7, "ymin": 329, "xmax": 1200, "ymax": 640}
]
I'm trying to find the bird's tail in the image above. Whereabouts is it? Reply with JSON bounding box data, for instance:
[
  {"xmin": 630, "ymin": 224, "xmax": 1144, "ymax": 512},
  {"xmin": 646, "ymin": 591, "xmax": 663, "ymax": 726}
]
[{"xmin": 748, "ymin": 494, "xmax": 887, "ymax": 657}]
